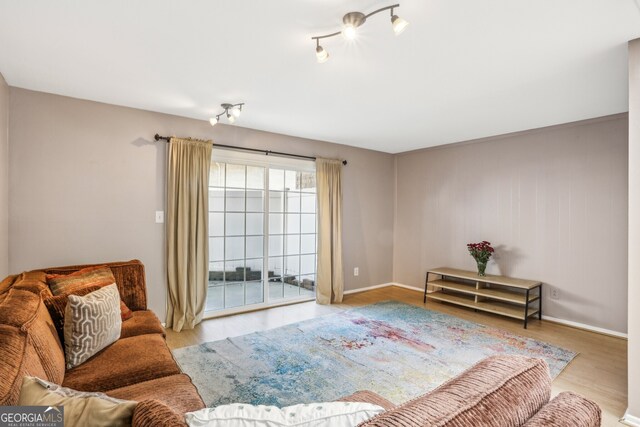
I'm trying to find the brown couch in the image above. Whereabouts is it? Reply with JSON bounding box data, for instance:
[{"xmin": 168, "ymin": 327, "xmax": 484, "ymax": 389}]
[
  {"xmin": 1, "ymin": 260, "xmax": 601, "ymax": 427},
  {"xmin": 0, "ymin": 260, "xmax": 203, "ymax": 426}
]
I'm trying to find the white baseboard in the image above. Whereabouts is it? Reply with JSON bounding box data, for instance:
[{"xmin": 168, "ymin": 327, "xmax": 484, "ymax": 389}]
[
  {"xmin": 541, "ymin": 315, "xmax": 627, "ymax": 339},
  {"xmin": 621, "ymin": 410, "xmax": 640, "ymax": 426},
  {"xmin": 343, "ymin": 282, "xmax": 424, "ymax": 295},
  {"xmin": 343, "ymin": 282, "xmax": 396, "ymax": 295},
  {"xmin": 390, "ymin": 282, "xmax": 424, "ymax": 292}
]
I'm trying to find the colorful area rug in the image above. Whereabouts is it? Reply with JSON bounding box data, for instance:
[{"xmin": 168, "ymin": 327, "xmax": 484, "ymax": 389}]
[{"xmin": 172, "ymin": 301, "xmax": 576, "ymax": 407}]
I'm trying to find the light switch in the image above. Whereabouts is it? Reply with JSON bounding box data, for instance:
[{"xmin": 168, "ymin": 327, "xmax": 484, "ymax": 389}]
[{"xmin": 155, "ymin": 211, "xmax": 165, "ymax": 223}]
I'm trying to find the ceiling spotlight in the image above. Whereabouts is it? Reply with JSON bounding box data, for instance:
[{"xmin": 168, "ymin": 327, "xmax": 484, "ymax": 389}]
[
  {"xmin": 208, "ymin": 103, "xmax": 244, "ymax": 126},
  {"xmin": 315, "ymin": 41, "xmax": 329, "ymax": 63},
  {"xmin": 311, "ymin": 4, "xmax": 407, "ymax": 62},
  {"xmin": 341, "ymin": 11, "xmax": 365, "ymax": 40},
  {"xmin": 342, "ymin": 24, "xmax": 357, "ymax": 40},
  {"xmin": 391, "ymin": 13, "xmax": 409, "ymax": 35}
]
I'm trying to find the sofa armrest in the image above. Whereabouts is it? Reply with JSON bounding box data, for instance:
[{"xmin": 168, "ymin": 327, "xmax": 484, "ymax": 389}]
[
  {"xmin": 522, "ymin": 392, "xmax": 601, "ymax": 427},
  {"xmin": 43, "ymin": 259, "xmax": 147, "ymax": 310},
  {"xmin": 359, "ymin": 355, "xmax": 551, "ymax": 427},
  {"xmin": 133, "ymin": 399, "xmax": 186, "ymax": 427},
  {"xmin": 336, "ymin": 390, "xmax": 396, "ymax": 411}
]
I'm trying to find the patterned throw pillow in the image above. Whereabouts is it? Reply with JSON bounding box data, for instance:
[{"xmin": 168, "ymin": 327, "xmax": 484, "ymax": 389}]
[
  {"xmin": 44, "ymin": 285, "xmax": 102, "ymax": 342},
  {"xmin": 45, "ymin": 286, "xmax": 134, "ymax": 345},
  {"xmin": 47, "ymin": 265, "xmax": 115, "ymax": 296},
  {"xmin": 64, "ymin": 284, "xmax": 122, "ymax": 369}
]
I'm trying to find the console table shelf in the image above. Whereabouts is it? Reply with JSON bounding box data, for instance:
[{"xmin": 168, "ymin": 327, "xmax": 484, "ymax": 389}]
[{"xmin": 424, "ymin": 267, "xmax": 542, "ymax": 328}]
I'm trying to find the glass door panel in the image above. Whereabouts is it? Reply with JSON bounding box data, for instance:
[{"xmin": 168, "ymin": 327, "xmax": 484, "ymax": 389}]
[
  {"xmin": 207, "ymin": 164, "xmax": 266, "ymax": 311},
  {"xmin": 207, "ymin": 161, "xmax": 316, "ymax": 313}
]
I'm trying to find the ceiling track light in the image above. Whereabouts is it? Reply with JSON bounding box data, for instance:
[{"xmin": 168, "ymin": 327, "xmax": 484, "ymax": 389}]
[
  {"xmin": 311, "ymin": 3, "xmax": 408, "ymax": 63},
  {"xmin": 209, "ymin": 103, "xmax": 244, "ymax": 126}
]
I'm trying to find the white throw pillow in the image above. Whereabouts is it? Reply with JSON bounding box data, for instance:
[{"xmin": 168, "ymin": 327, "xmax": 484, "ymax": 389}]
[
  {"xmin": 64, "ymin": 283, "xmax": 122, "ymax": 369},
  {"xmin": 185, "ymin": 402, "xmax": 385, "ymax": 427}
]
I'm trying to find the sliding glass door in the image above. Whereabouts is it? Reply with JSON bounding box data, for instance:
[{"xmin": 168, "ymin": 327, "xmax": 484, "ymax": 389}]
[
  {"xmin": 267, "ymin": 169, "xmax": 317, "ymax": 301},
  {"xmin": 206, "ymin": 153, "xmax": 317, "ymax": 315},
  {"xmin": 208, "ymin": 162, "xmax": 265, "ymax": 310}
]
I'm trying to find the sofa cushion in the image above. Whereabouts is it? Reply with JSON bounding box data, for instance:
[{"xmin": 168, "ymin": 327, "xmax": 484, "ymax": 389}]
[
  {"xmin": 47, "ymin": 265, "xmax": 115, "ymax": 295},
  {"xmin": 360, "ymin": 355, "xmax": 551, "ymax": 427},
  {"xmin": 20, "ymin": 270, "xmax": 49, "ymax": 283},
  {"xmin": 26, "ymin": 301, "xmax": 66, "ymax": 384},
  {"xmin": 522, "ymin": 392, "xmax": 601, "ymax": 427},
  {"xmin": 18, "ymin": 376, "xmax": 137, "ymax": 427},
  {"xmin": 64, "ymin": 284, "xmax": 122, "ymax": 369},
  {"xmin": 62, "ymin": 334, "xmax": 181, "ymax": 392},
  {"xmin": 13, "ymin": 271, "xmax": 50, "ymax": 296},
  {"xmin": 107, "ymin": 374, "xmax": 205, "ymax": 414},
  {"xmin": 0, "ymin": 288, "xmax": 42, "ymax": 327},
  {"xmin": 0, "ymin": 274, "xmax": 19, "ymax": 295},
  {"xmin": 121, "ymin": 310, "xmax": 166, "ymax": 339}
]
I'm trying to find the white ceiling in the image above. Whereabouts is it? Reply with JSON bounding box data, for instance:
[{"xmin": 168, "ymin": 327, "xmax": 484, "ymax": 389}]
[{"xmin": 0, "ymin": 1, "xmax": 639, "ymax": 153}]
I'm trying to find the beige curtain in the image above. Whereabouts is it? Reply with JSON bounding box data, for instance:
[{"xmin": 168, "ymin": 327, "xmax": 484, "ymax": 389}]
[
  {"xmin": 166, "ymin": 137, "xmax": 212, "ymax": 332},
  {"xmin": 316, "ymin": 158, "xmax": 344, "ymax": 304}
]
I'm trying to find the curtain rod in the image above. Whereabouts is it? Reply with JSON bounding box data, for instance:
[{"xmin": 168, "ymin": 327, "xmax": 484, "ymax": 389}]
[{"xmin": 154, "ymin": 134, "xmax": 347, "ymax": 165}]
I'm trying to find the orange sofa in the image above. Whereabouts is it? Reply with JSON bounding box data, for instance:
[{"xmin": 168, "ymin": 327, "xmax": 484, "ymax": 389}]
[{"xmin": 0, "ymin": 260, "xmax": 204, "ymax": 426}]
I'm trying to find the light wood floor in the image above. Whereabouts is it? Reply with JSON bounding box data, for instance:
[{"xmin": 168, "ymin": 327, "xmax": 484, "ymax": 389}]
[{"xmin": 166, "ymin": 286, "xmax": 627, "ymax": 426}]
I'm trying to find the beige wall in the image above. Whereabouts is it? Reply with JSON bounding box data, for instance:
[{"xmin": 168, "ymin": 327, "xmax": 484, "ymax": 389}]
[
  {"xmin": 0, "ymin": 74, "xmax": 8, "ymax": 278},
  {"xmin": 393, "ymin": 114, "xmax": 628, "ymax": 333},
  {"xmin": 8, "ymin": 88, "xmax": 395, "ymax": 318},
  {"xmin": 627, "ymin": 38, "xmax": 640, "ymax": 422}
]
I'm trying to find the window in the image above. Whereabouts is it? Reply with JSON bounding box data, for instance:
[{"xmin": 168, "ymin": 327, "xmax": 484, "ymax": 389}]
[{"xmin": 207, "ymin": 151, "xmax": 316, "ymax": 313}]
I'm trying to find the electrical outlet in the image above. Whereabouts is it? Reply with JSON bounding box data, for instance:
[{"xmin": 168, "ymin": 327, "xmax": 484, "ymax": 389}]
[
  {"xmin": 354, "ymin": 267, "xmax": 359, "ymax": 276},
  {"xmin": 155, "ymin": 211, "xmax": 165, "ymax": 224},
  {"xmin": 550, "ymin": 288, "xmax": 560, "ymax": 300}
]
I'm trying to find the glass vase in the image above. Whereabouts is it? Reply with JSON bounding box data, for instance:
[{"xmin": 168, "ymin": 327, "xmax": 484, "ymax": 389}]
[{"xmin": 476, "ymin": 260, "xmax": 487, "ymax": 276}]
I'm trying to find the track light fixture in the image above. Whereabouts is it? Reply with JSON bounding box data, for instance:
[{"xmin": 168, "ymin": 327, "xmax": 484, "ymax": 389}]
[
  {"xmin": 209, "ymin": 103, "xmax": 244, "ymax": 127},
  {"xmin": 311, "ymin": 4, "xmax": 408, "ymax": 63},
  {"xmin": 315, "ymin": 39, "xmax": 329, "ymax": 63}
]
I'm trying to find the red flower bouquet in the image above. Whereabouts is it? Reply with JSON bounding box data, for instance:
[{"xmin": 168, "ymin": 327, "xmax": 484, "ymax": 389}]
[{"xmin": 467, "ymin": 241, "xmax": 494, "ymax": 276}]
